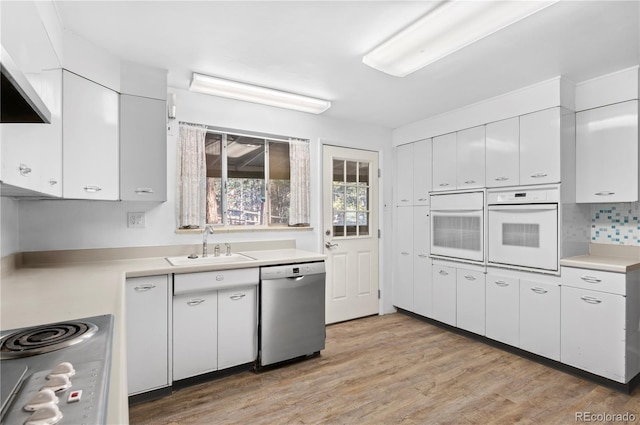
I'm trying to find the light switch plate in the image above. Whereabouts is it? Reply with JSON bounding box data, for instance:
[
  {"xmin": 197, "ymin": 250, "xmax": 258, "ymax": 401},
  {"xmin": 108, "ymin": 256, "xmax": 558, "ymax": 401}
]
[{"xmin": 127, "ymin": 212, "xmax": 145, "ymax": 228}]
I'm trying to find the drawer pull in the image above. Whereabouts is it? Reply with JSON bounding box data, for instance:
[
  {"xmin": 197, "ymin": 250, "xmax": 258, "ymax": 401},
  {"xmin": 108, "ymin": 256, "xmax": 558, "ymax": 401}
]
[
  {"xmin": 494, "ymin": 280, "xmax": 509, "ymax": 287},
  {"xmin": 230, "ymin": 294, "xmax": 246, "ymax": 300},
  {"xmin": 464, "ymin": 274, "xmax": 476, "ymax": 281},
  {"xmin": 84, "ymin": 185, "xmax": 102, "ymax": 193},
  {"xmin": 19, "ymin": 164, "xmax": 32, "ymax": 176},
  {"xmin": 417, "ymin": 254, "xmax": 428, "ymax": 258},
  {"xmin": 400, "ymin": 199, "xmax": 410, "ymax": 203},
  {"xmin": 580, "ymin": 296, "xmax": 602, "ymax": 305},
  {"xmin": 439, "ymin": 183, "xmax": 450, "ymax": 187},
  {"xmin": 495, "ymin": 176, "xmax": 509, "ymax": 181},
  {"xmin": 439, "ymin": 270, "xmax": 449, "ymax": 276},
  {"xmin": 418, "ymin": 198, "xmax": 428, "ymax": 201},
  {"xmin": 595, "ymin": 191, "xmax": 615, "ymax": 196},
  {"xmin": 580, "ymin": 276, "xmax": 602, "ymax": 283},
  {"xmin": 530, "ymin": 287, "xmax": 548, "ymax": 295},
  {"xmin": 49, "ymin": 179, "xmax": 58, "ymax": 186},
  {"xmin": 134, "ymin": 188, "xmax": 155, "ymax": 194},
  {"xmin": 531, "ymin": 172, "xmax": 548, "ymax": 179},
  {"xmin": 134, "ymin": 284, "xmax": 156, "ymax": 292},
  {"xmin": 187, "ymin": 298, "xmax": 206, "ymax": 306},
  {"xmin": 464, "ymin": 180, "xmax": 476, "ymax": 185},
  {"xmin": 401, "ymin": 251, "xmax": 410, "ymax": 256},
  {"xmin": 216, "ymin": 275, "xmax": 224, "ymax": 281}
]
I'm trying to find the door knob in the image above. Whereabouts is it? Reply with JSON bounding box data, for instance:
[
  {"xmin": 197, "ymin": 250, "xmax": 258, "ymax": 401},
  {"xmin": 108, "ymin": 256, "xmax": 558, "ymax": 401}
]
[{"xmin": 325, "ymin": 242, "xmax": 339, "ymax": 249}]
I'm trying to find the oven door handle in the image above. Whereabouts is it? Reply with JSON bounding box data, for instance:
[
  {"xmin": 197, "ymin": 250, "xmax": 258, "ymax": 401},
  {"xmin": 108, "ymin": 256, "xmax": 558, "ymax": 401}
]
[
  {"xmin": 488, "ymin": 204, "xmax": 557, "ymax": 212},
  {"xmin": 431, "ymin": 209, "xmax": 483, "ymax": 213}
]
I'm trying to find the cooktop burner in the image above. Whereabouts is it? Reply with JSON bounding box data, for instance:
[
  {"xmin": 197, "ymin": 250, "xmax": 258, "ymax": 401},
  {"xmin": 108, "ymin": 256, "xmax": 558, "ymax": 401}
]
[{"xmin": 0, "ymin": 320, "xmax": 98, "ymax": 359}]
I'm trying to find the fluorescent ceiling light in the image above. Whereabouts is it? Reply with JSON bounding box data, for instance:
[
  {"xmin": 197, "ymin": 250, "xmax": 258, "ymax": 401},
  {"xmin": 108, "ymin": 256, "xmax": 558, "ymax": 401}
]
[
  {"xmin": 363, "ymin": 0, "xmax": 558, "ymax": 77},
  {"xmin": 189, "ymin": 73, "xmax": 331, "ymax": 114}
]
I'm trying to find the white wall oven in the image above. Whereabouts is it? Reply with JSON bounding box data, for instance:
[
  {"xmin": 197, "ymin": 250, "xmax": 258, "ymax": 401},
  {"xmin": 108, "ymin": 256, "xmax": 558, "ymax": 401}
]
[
  {"xmin": 488, "ymin": 186, "xmax": 559, "ymax": 272},
  {"xmin": 430, "ymin": 191, "xmax": 484, "ymax": 263}
]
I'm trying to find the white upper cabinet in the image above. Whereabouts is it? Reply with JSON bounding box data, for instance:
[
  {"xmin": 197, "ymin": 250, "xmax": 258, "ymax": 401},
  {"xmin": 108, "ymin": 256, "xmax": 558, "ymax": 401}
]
[
  {"xmin": 62, "ymin": 71, "xmax": 119, "ymax": 200},
  {"xmin": 412, "ymin": 139, "xmax": 432, "ymax": 205},
  {"xmin": 576, "ymin": 100, "xmax": 639, "ymax": 203},
  {"xmin": 456, "ymin": 126, "xmax": 485, "ymax": 189},
  {"xmin": 395, "ymin": 143, "xmax": 413, "ymax": 206},
  {"xmin": 519, "ymin": 107, "xmax": 562, "ymax": 185},
  {"xmin": 486, "ymin": 117, "xmax": 519, "ymax": 188},
  {"xmin": 432, "ymin": 133, "xmax": 457, "ymax": 192}
]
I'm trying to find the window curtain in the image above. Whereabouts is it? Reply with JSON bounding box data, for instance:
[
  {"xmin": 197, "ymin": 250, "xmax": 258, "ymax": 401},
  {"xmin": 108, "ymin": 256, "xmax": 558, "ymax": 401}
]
[
  {"xmin": 177, "ymin": 123, "xmax": 207, "ymax": 228},
  {"xmin": 289, "ymin": 139, "xmax": 310, "ymax": 226}
]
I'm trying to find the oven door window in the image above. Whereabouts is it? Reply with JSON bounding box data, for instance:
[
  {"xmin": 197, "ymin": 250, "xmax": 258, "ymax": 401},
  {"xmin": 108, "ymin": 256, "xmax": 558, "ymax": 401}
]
[{"xmin": 430, "ymin": 211, "xmax": 484, "ymax": 262}]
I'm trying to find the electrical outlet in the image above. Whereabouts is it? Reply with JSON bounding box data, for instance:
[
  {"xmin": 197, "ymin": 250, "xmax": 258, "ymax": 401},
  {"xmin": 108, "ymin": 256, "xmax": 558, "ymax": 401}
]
[{"xmin": 127, "ymin": 212, "xmax": 145, "ymax": 228}]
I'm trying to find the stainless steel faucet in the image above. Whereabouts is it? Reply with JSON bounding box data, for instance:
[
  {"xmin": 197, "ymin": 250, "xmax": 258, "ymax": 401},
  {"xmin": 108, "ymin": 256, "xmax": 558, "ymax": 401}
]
[{"xmin": 202, "ymin": 225, "xmax": 214, "ymax": 257}]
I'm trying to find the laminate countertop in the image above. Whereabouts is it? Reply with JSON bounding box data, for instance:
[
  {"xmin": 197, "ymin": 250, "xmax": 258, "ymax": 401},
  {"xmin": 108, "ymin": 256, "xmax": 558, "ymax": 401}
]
[
  {"xmin": 0, "ymin": 244, "xmax": 325, "ymax": 425},
  {"xmin": 560, "ymin": 244, "xmax": 640, "ymax": 273}
]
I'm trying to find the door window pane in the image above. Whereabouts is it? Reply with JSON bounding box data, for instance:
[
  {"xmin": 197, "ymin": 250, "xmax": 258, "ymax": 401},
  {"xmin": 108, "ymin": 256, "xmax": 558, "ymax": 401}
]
[{"xmin": 346, "ymin": 161, "xmax": 358, "ymax": 184}]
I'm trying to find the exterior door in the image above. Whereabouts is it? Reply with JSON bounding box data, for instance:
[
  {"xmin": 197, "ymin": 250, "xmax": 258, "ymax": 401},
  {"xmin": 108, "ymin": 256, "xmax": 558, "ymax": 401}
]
[{"xmin": 323, "ymin": 145, "xmax": 379, "ymax": 324}]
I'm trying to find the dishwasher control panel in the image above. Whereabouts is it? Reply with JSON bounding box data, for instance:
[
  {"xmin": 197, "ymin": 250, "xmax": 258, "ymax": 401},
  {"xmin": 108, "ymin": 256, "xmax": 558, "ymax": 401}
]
[{"xmin": 260, "ymin": 262, "xmax": 326, "ymax": 279}]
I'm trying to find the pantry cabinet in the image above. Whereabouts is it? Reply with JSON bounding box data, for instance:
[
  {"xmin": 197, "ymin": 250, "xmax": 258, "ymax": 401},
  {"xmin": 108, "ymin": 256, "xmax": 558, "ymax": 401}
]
[
  {"xmin": 395, "ymin": 143, "xmax": 413, "ymax": 206},
  {"xmin": 456, "ymin": 268, "xmax": 485, "ymax": 335},
  {"xmin": 218, "ymin": 286, "xmax": 258, "ymax": 369},
  {"xmin": 126, "ymin": 275, "xmax": 170, "ymax": 395},
  {"xmin": 393, "ymin": 207, "xmax": 414, "ymax": 311},
  {"xmin": 432, "ymin": 264, "xmax": 456, "ymax": 326},
  {"xmin": 62, "ymin": 71, "xmax": 119, "ymax": 200},
  {"xmin": 456, "ymin": 126, "xmax": 485, "ymax": 189},
  {"xmin": 485, "ymin": 117, "xmax": 519, "ymax": 188},
  {"xmin": 412, "ymin": 207, "xmax": 432, "ymax": 318},
  {"xmin": 412, "ymin": 139, "xmax": 432, "ymax": 205},
  {"xmin": 432, "ymin": 133, "xmax": 457, "ymax": 192},
  {"xmin": 575, "ymin": 100, "xmax": 639, "ymax": 203},
  {"xmin": 519, "ymin": 107, "xmax": 562, "ymax": 186},
  {"xmin": 519, "ymin": 280, "xmax": 560, "ymax": 361},
  {"xmin": 485, "ymin": 273, "xmax": 519, "ymax": 347}
]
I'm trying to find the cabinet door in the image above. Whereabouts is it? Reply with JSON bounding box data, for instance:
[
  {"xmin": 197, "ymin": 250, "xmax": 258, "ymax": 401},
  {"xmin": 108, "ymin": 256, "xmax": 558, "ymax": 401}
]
[
  {"xmin": 413, "ymin": 139, "xmax": 432, "ymax": 205},
  {"xmin": 432, "ymin": 133, "xmax": 457, "ymax": 191},
  {"xmin": 576, "ymin": 100, "xmax": 639, "ymax": 203},
  {"xmin": 432, "ymin": 265, "xmax": 456, "ymax": 326},
  {"xmin": 519, "ymin": 280, "xmax": 560, "ymax": 361},
  {"xmin": 126, "ymin": 276, "xmax": 169, "ymax": 395},
  {"xmin": 120, "ymin": 95, "xmax": 167, "ymax": 202},
  {"xmin": 218, "ymin": 286, "xmax": 258, "ymax": 369},
  {"xmin": 519, "ymin": 108, "xmax": 561, "ymax": 185},
  {"xmin": 456, "ymin": 126, "xmax": 485, "ymax": 189},
  {"xmin": 62, "ymin": 71, "xmax": 119, "ymax": 200},
  {"xmin": 486, "ymin": 117, "xmax": 519, "ymax": 187},
  {"xmin": 485, "ymin": 274, "xmax": 519, "ymax": 346},
  {"xmin": 456, "ymin": 269, "xmax": 485, "ymax": 335},
  {"xmin": 395, "ymin": 144, "xmax": 413, "ymax": 206},
  {"xmin": 173, "ymin": 291, "xmax": 218, "ymax": 380},
  {"xmin": 561, "ymin": 286, "xmax": 626, "ymax": 382},
  {"xmin": 413, "ymin": 207, "xmax": 432, "ymax": 318},
  {"xmin": 393, "ymin": 207, "xmax": 414, "ymax": 311}
]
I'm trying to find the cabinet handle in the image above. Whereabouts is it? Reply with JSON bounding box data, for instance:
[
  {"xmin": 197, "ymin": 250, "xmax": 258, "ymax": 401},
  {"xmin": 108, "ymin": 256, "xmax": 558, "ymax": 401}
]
[
  {"xmin": 494, "ymin": 280, "xmax": 509, "ymax": 287},
  {"xmin": 464, "ymin": 180, "xmax": 476, "ymax": 185},
  {"xmin": 187, "ymin": 298, "xmax": 206, "ymax": 306},
  {"xmin": 49, "ymin": 179, "xmax": 58, "ymax": 186},
  {"xmin": 530, "ymin": 287, "xmax": 548, "ymax": 295},
  {"xmin": 464, "ymin": 274, "xmax": 476, "ymax": 281},
  {"xmin": 134, "ymin": 284, "xmax": 156, "ymax": 291},
  {"xmin": 439, "ymin": 270, "xmax": 449, "ymax": 276},
  {"xmin": 417, "ymin": 254, "xmax": 428, "ymax": 258},
  {"xmin": 401, "ymin": 251, "xmax": 410, "ymax": 256},
  {"xmin": 230, "ymin": 294, "xmax": 246, "ymax": 300},
  {"xmin": 19, "ymin": 164, "xmax": 32, "ymax": 176},
  {"xmin": 400, "ymin": 199, "xmax": 410, "ymax": 202},
  {"xmin": 418, "ymin": 198, "xmax": 428, "ymax": 201},
  {"xmin": 495, "ymin": 176, "xmax": 509, "ymax": 181},
  {"xmin": 595, "ymin": 191, "xmax": 615, "ymax": 196},
  {"xmin": 580, "ymin": 296, "xmax": 602, "ymax": 304},
  {"xmin": 530, "ymin": 173, "xmax": 548, "ymax": 179},
  {"xmin": 438, "ymin": 183, "xmax": 450, "ymax": 187},
  {"xmin": 134, "ymin": 188, "xmax": 155, "ymax": 194},
  {"xmin": 580, "ymin": 276, "xmax": 602, "ymax": 283},
  {"xmin": 84, "ymin": 185, "xmax": 102, "ymax": 193}
]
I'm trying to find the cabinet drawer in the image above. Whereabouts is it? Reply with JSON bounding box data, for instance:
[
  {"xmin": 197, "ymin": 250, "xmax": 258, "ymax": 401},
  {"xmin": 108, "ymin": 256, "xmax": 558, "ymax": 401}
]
[
  {"xmin": 174, "ymin": 268, "xmax": 259, "ymax": 295},
  {"xmin": 561, "ymin": 267, "xmax": 626, "ymax": 295}
]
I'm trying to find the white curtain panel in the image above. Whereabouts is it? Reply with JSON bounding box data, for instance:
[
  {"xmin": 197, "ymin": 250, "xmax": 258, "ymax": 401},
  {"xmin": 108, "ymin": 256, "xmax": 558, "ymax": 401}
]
[
  {"xmin": 289, "ymin": 139, "xmax": 311, "ymax": 226},
  {"xmin": 176, "ymin": 123, "xmax": 207, "ymax": 228}
]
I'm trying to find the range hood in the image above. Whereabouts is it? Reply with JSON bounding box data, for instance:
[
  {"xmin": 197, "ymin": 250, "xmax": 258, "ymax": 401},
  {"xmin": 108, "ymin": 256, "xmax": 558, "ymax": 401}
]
[{"xmin": 1, "ymin": 45, "xmax": 51, "ymax": 123}]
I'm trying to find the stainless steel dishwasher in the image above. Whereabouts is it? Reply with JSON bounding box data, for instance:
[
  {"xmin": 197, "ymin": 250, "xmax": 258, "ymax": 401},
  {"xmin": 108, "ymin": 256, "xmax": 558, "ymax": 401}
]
[{"xmin": 259, "ymin": 262, "xmax": 326, "ymax": 368}]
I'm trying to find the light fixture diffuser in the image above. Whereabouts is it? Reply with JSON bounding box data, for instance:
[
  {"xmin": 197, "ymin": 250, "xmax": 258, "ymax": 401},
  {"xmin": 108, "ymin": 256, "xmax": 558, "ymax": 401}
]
[
  {"xmin": 189, "ymin": 73, "xmax": 331, "ymax": 114},
  {"xmin": 363, "ymin": 0, "xmax": 559, "ymax": 77}
]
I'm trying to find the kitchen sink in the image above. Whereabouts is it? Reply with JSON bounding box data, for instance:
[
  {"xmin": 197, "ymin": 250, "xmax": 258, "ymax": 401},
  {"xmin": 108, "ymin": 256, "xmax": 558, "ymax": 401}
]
[{"xmin": 166, "ymin": 253, "xmax": 256, "ymax": 266}]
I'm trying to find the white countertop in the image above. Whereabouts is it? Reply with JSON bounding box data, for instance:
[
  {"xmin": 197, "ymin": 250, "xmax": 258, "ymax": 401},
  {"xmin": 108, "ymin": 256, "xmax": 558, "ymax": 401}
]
[
  {"xmin": 0, "ymin": 247, "xmax": 325, "ymax": 425},
  {"xmin": 560, "ymin": 244, "xmax": 640, "ymax": 273}
]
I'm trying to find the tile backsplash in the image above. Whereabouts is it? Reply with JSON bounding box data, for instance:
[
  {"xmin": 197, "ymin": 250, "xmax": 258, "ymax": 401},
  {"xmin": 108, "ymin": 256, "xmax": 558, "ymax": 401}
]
[{"xmin": 591, "ymin": 203, "xmax": 640, "ymax": 245}]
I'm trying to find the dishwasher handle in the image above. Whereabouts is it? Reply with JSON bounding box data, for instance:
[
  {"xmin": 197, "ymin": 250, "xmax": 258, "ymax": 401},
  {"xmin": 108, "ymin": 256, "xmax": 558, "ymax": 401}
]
[{"xmin": 286, "ymin": 276, "xmax": 305, "ymax": 281}]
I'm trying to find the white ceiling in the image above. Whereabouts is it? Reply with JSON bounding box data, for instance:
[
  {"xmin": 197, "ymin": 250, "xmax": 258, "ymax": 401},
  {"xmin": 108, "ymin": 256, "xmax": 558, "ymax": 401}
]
[{"xmin": 54, "ymin": 1, "xmax": 640, "ymax": 129}]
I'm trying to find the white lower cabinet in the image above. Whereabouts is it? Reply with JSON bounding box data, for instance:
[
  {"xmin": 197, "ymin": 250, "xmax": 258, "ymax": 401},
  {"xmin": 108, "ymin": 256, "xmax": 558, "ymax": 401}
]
[
  {"xmin": 519, "ymin": 280, "xmax": 560, "ymax": 361},
  {"xmin": 218, "ymin": 286, "xmax": 258, "ymax": 369},
  {"xmin": 413, "ymin": 207, "xmax": 432, "ymax": 318},
  {"xmin": 432, "ymin": 265, "xmax": 456, "ymax": 326},
  {"xmin": 393, "ymin": 207, "xmax": 414, "ymax": 311},
  {"xmin": 456, "ymin": 268, "xmax": 485, "ymax": 335},
  {"xmin": 485, "ymin": 274, "xmax": 519, "ymax": 346},
  {"xmin": 173, "ymin": 291, "xmax": 218, "ymax": 380},
  {"xmin": 126, "ymin": 276, "xmax": 170, "ymax": 395}
]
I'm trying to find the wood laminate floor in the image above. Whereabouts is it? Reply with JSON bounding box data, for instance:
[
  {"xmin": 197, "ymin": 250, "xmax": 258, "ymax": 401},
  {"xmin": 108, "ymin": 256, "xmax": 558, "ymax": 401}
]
[{"xmin": 129, "ymin": 313, "xmax": 640, "ymax": 424}]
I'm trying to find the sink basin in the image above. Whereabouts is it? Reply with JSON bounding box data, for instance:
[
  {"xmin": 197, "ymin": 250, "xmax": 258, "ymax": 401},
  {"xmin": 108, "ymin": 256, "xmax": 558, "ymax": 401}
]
[{"xmin": 166, "ymin": 253, "xmax": 256, "ymax": 266}]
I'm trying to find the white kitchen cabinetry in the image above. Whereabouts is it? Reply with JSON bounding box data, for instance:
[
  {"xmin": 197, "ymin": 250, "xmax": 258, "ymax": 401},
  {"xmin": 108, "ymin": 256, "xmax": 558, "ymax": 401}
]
[
  {"xmin": 432, "ymin": 264, "xmax": 456, "ymax": 326},
  {"xmin": 62, "ymin": 71, "xmax": 119, "ymax": 200},
  {"xmin": 412, "ymin": 139, "xmax": 432, "ymax": 205},
  {"xmin": 173, "ymin": 291, "xmax": 218, "ymax": 380},
  {"xmin": 126, "ymin": 275, "xmax": 170, "ymax": 395},
  {"xmin": 413, "ymin": 207, "xmax": 432, "ymax": 317},
  {"xmin": 485, "ymin": 273, "xmax": 519, "ymax": 347},
  {"xmin": 456, "ymin": 126, "xmax": 485, "ymax": 189},
  {"xmin": 218, "ymin": 286, "xmax": 258, "ymax": 369},
  {"xmin": 393, "ymin": 207, "xmax": 414, "ymax": 311},
  {"xmin": 456, "ymin": 268, "xmax": 485, "ymax": 335},
  {"xmin": 395, "ymin": 143, "xmax": 413, "ymax": 206},
  {"xmin": 576, "ymin": 100, "xmax": 639, "ymax": 203},
  {"xmin": 432, "ymin": 133, "xmax": 457, "ymax": 192},
  {"xmin": 485, "ymin": 117, "xmax": 519, "ymax": 188},
  {"xmin": 519, "ymin": 107, "xmax": 562, "ymax": 186},
  {"xmin": 519, "ymin": 280, "xmax": 560, "ymax": 361},
  {"xmin": 120, "ymin": 94, "xmax": 167, "ymax": 202}
]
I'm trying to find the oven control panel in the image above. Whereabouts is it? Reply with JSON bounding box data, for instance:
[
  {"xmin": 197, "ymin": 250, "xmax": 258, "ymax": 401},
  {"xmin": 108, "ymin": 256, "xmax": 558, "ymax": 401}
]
[{"xmin": 488, "ymin": 186, "xmax": 560, "ymax": 204}]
